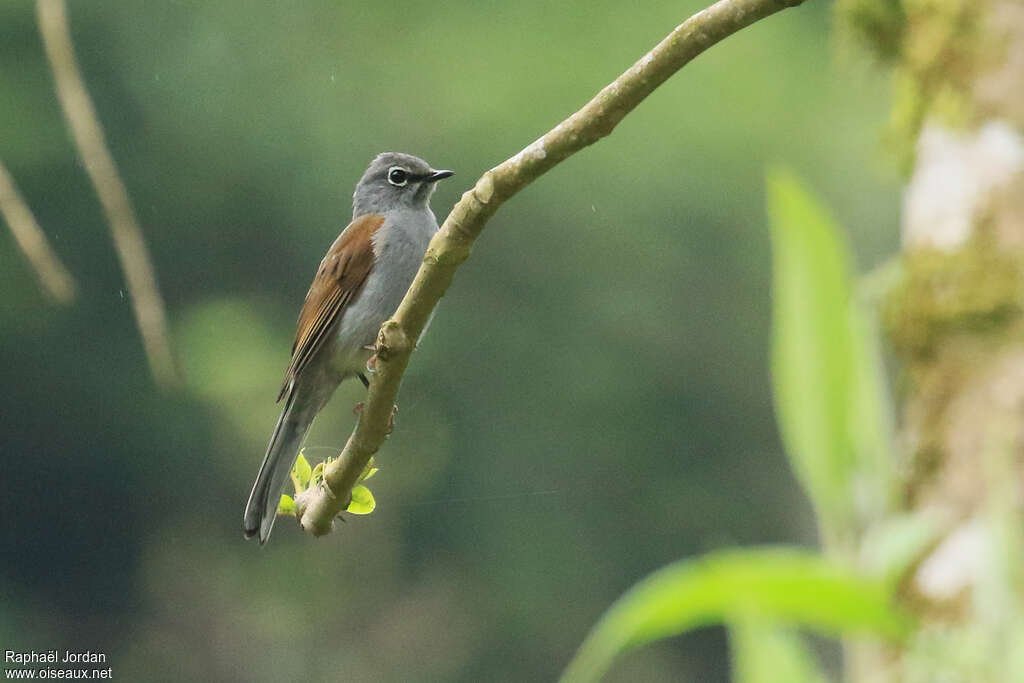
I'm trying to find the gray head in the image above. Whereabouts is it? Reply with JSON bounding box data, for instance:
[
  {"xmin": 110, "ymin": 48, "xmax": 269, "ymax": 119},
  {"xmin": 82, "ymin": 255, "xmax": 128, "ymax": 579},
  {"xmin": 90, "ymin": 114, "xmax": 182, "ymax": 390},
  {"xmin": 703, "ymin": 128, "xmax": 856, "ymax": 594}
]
[{"xmin": 352, "ymin": 152, "xmax": 454, "ymax": 217}]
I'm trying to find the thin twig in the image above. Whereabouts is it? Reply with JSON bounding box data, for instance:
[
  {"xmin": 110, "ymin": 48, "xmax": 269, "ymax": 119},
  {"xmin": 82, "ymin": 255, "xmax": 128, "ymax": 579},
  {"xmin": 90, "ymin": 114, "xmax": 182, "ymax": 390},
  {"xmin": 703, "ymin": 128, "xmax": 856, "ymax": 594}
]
[
  {"xmin": 0, "ymin": 158, "xmax": 77, "ymax": 303},
  {"xmin": 36, "ymin": 0, "xmax": 180, "ymax": 389},
  {"xmin": 295, "ymin": 0, "xmax": 809, "ymax": 535}
]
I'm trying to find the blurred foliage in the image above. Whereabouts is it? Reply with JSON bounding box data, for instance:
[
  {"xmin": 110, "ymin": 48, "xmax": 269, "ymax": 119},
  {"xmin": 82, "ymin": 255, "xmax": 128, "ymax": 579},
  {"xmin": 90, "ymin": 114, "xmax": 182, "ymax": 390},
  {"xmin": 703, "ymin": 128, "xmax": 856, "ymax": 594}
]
[
  {"xmin": 0, "ymin": 1, "xmax": 899, "ymax": 681},
  {"xmin": 559, "ymin": 170, "xmax": 905, "ymax": 682},
  {"xmin": 768, "ymin": 167, "xmax": 860, "ymax": 542},
  {"xmin": 560, "ymin": 548, "xmax": 908, "ymax": 682},
  {"xmin": 768, "ymin": 167, "xmax": 894, "ymax": 548},
  {"xmin": 729, "ymin": 618, "xmax": 828, "ymax": 683}
]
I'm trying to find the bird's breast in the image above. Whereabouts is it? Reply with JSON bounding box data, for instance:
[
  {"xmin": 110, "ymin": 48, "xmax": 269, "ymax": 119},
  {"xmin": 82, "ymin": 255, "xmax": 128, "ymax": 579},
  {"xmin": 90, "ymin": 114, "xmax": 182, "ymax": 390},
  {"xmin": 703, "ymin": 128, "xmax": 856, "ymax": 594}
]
[{"xmin": 330, "ymin": 212, "xmax": 435, "ymax": 375}]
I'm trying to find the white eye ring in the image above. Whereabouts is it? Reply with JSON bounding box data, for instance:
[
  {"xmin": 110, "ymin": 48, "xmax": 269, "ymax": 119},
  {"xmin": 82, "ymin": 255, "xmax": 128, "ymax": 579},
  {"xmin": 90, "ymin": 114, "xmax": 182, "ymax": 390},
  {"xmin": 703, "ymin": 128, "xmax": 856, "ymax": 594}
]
[{"xmin": 387, "ymin": 167, "xmax": 409, "ymax": 187}]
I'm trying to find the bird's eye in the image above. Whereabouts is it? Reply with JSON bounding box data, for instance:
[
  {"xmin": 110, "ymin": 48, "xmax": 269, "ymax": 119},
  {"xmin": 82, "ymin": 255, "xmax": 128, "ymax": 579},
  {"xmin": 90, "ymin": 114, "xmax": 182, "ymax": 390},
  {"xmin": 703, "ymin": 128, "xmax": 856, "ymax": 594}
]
[{"xmin": 387, "ymin": 167, "xmax": 409, "ymax": 187}]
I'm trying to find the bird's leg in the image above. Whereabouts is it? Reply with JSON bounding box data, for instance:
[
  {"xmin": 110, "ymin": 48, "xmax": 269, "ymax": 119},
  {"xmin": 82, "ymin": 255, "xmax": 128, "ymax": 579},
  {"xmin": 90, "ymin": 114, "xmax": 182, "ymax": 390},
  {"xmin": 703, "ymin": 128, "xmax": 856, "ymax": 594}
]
[
  {"xmin": 362, "ymin": 344, "xmax": 378, "ymax": 375},
  {"xmin": 354, "ymin": 346, "xmax": 397, "ymax": 433},
  {"xmin": 352, "ymin": 372, "xmax": 371, "ymax": 415},
  {"xmin": 352, "ymin": 345, "xmax": 375, "ymax": 415}
]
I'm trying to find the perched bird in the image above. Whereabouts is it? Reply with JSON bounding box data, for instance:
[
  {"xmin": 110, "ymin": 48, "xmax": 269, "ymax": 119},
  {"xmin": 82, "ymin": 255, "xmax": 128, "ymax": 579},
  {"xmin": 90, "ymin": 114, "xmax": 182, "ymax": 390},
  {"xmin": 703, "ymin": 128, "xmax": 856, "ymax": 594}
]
[{"xmin": 244, "ymin": 152, "xmax": 453, "ymax": 544}]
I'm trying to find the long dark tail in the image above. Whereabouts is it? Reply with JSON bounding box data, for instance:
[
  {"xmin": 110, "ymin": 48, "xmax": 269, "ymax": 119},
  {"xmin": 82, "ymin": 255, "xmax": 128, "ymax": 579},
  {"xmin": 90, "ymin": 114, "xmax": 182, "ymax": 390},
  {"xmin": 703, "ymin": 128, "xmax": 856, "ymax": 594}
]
[{"xmin": 243, "ymin": 393, "xmax": 311, "ymax": 544}]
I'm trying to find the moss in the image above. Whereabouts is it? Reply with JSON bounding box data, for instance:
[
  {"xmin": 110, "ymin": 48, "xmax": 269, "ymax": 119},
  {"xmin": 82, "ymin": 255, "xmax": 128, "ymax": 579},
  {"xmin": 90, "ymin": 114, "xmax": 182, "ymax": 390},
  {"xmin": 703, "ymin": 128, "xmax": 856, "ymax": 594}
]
[
  {"xmin": 835, "ymin": 0, "xmax": 907, "ymax": 62},
  {"xmin": 884, "ymin": 240, "xmax": 1023, "ymax": 360},
  {"xmin": 885, "ymin": 236, "xmax": 1024, "ymax": 502},
  {"xmin": 837, "ymin": 0, "xmax": 1000, "ymax": 172},
  {"xmin": 900, "ymin": 347, "xmax": 972, "ymax": 505}
]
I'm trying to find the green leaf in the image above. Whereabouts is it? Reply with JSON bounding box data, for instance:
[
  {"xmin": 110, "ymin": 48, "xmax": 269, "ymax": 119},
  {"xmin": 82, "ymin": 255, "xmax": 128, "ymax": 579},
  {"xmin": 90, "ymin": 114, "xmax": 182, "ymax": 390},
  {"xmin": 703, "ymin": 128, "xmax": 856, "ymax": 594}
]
[
  {"xmin": 767, "ymin": 167, "xmax": 858, "ymax": 537},
  {"xmin": 847, "ymin": 293, "xmax": 896, "ymax": 521},
  {"xmin": 277, "ymin": 494, "xmax": 296, "ymax": 516},
  {"xmin": 290, "ymin": 451, "xmax": 313, "ymax": 492},
  {"xmin": 730, "ymin": 617, "xmax": 830, "ymax": 683},
  {"xmin": 358, "ymin": 456, "xmax": 378, "ymax": 482},
  {"xmin": 310, "ymin": 460, "xmax": 325, "ymax": 486},
  {"xmin": 559, "ymin": 548, "xmax": 908, "ymax": 683},
  {"xmin": 346, "ymin": 485, "xmax": 376, "ymax": 515}
]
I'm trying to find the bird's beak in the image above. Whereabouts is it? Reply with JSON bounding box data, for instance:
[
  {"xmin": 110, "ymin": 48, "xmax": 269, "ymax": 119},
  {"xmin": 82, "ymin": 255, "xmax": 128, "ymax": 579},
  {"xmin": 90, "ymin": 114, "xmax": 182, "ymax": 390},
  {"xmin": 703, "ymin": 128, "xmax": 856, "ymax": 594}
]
[{"xmin": 424, "ymin": 169, "xmax": 455, "ymax": 183}]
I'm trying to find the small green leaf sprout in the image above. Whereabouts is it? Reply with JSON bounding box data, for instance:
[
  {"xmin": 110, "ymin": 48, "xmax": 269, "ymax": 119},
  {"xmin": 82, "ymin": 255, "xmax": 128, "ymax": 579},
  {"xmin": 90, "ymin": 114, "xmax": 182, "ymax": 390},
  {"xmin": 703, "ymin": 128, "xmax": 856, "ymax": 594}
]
[{"xmin": 277, "ymin": 449, "xmax": 378, "ymax": 517}]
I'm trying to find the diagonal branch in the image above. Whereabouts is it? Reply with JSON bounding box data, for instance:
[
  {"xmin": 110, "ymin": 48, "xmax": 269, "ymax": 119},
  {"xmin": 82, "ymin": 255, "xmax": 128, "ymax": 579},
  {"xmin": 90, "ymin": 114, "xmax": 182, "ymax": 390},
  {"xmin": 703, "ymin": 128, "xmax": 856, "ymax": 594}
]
[
  {"xmin": 0, "ymin": 157, "xmax": 77, "ymax": 303},
  {"xmin": 36, "ymin": 0, "xmax": 180, "ymax": 389},
  {"xmin": 296, "ymin": 0, "xmax": 809, "ymax": 536}
]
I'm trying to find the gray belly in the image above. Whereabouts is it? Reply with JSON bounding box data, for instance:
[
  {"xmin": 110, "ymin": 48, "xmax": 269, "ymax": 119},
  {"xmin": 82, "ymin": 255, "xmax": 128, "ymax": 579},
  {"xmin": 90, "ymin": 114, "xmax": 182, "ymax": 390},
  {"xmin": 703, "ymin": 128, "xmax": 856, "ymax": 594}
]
[{"xmin": 330, "ymin": 232, "xmax": 426, "ymax": 376}]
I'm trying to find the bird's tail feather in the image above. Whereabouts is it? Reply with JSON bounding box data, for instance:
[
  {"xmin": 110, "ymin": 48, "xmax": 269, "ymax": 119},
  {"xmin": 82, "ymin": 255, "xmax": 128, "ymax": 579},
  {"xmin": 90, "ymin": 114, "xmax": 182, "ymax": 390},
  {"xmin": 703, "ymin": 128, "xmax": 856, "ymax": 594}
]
[{"xmin": 243, "ymin": 392, "xmax": 310, "ymax": 544}]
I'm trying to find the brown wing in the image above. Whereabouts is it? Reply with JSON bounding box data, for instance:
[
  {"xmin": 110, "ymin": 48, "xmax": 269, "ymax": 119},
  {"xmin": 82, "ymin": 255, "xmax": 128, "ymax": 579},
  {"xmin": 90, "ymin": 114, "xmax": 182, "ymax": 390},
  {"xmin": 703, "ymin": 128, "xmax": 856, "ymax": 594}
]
[{"xmin": 277, "ymin": 213, "xmax": 384, "ymax": 401}]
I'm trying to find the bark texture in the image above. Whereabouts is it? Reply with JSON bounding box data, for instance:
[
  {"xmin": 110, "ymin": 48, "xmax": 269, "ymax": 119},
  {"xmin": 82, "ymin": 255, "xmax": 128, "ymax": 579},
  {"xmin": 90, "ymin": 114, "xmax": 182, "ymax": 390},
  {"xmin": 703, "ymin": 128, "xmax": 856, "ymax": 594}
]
[{"xmin": 841, "ymin": 0, "xmax": 1024, "ymax": 680}]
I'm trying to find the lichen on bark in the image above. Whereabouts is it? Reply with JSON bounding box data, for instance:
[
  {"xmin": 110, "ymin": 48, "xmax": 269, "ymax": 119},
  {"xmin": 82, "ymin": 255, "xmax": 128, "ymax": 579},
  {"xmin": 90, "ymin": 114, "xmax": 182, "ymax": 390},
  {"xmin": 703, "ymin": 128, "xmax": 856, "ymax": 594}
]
[
  {"xmin": 884, "ymin": 238, "xmax": 1024, "ymax": 361},
  {"xmin": 837, "ymin": 0, "xmax": 1001, "ymax": 171}
]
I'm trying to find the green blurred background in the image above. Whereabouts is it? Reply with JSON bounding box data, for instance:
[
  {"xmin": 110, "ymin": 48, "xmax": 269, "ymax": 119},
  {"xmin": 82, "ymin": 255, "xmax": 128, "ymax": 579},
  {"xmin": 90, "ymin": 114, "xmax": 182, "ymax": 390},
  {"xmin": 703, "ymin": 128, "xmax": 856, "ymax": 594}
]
[{"xmin": 0, "ymin": 1, "xmax": 899, "ymax": 680}]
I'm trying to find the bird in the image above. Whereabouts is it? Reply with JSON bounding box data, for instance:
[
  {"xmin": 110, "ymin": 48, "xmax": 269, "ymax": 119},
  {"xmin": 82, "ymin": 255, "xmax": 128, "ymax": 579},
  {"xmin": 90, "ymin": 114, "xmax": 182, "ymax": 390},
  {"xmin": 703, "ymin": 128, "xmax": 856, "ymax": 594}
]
[{"xmin": 244, "ymin": 152, "xmax": 453, "ymax": 544}]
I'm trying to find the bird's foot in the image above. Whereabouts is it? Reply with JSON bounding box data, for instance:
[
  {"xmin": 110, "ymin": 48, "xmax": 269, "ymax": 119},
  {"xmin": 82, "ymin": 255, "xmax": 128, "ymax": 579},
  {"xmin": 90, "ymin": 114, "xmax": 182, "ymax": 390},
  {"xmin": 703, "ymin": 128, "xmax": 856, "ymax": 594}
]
[{"xmin": 362, "ymin": 344, "xmax": 378, "ymax": 374}]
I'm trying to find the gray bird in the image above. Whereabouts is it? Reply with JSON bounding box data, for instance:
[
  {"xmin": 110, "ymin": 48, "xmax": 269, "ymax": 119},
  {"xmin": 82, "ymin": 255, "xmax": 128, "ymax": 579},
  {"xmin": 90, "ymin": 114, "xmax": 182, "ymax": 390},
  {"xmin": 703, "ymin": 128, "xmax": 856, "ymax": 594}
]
[{"xmin": 244, "ymin": 152, "xmax": 453, "ymax": 544}]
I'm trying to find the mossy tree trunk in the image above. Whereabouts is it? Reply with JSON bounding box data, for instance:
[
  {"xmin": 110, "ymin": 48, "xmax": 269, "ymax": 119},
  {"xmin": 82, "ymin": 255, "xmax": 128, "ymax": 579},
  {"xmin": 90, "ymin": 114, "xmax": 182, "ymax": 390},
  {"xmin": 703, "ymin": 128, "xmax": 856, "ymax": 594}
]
[{"xmin": 840, "ymin": 1, "xmax": 1024, "ymax": 680}]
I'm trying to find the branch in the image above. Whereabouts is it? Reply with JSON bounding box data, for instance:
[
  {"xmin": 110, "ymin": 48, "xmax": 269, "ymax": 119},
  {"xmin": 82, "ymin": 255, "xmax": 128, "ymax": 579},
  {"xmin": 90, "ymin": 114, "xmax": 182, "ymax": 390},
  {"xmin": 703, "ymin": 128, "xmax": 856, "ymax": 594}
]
[
  {"xmin": 36, "ymin": 0, "xmax": 180, "ymax": 389},
  {"xmin": 0, "ymin": 158, "xmax": 77, "ymax": 303},
  {"xmin": 296, "ymin": 0, "xmax": 808, "ymax": 535}
]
